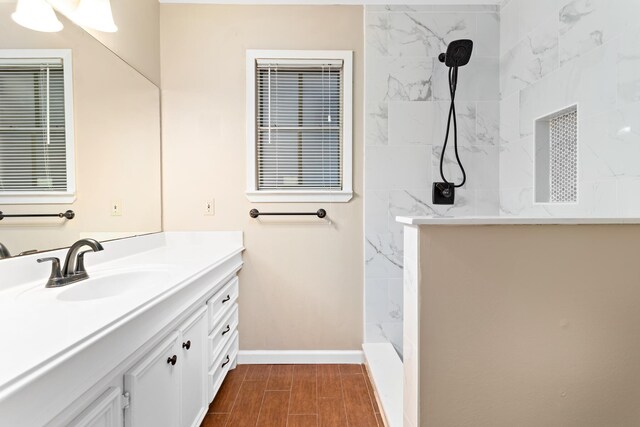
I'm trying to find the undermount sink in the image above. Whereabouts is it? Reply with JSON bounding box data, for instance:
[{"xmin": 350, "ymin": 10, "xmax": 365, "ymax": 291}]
[{"xmin": 56, "ymin": 268, "xmax": 168, "ymax": 302}]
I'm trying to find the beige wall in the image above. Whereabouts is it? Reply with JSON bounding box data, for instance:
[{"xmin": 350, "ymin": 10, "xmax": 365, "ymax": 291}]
[
  {"xmin": 83, "ymin": 0, "xmax": 161, "ymax": 86},
  {"xmin": 160, "ymin": 5, "xmax": 364, "ymax": 350},
  {"xmin": 0, "ymin": 7, "xmax": 162, "ymax": 255},
  {"xmin": 420, "ymin": 225, "xmax": 640, "ymax": 426}
]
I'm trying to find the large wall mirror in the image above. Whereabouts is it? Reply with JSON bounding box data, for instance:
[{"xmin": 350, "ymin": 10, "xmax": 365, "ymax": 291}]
[{"xmin": 0, "ymin": 2, "xmax": 161, "ymax": 259}]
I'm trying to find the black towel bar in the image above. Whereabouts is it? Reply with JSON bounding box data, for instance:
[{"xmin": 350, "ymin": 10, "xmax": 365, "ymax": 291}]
[
  {"xmin": 249, "ymin": 209, "xmax": 326, "ymax": 219},
  {"xmin": 0, "ymin": 210, "xmax": 75, "ymax": 221}
]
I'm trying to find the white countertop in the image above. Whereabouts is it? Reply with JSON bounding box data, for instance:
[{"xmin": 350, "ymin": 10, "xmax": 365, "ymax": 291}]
[
  {"xmin": 0, "ymin": 232, "xmax": 243, "ymax": 397},
  {"xmin": 396, "ymin": 216, "xmax": 640, "ymax": 225}
]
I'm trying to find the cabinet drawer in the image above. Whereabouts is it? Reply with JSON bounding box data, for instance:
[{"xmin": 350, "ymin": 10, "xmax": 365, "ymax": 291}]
[
  {"xmin": 208, "ymin": 304, "xmax": 238, "ymax": 369},
  {"xmin": 208, "ymin": 332, "xmax": 239, "ymax": 403},
  {"xmin": 207, "ymin": 277, "xmax": 238, "ymax": 333}
]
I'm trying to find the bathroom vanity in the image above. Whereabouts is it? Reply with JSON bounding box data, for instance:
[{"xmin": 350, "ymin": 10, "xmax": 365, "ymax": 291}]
[{"xmin": 0, "ymin": 232, "xmax": 243, "ymax": 427}]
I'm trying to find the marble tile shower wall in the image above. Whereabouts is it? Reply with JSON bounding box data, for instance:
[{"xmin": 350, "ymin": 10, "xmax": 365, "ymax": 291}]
[
  {"xmin": 499, "ymin": 0, "xmax": 640, "ymax": 216},
  {"xmin": 364, "ymin": 5, "xmax": 500, "ymax": 355}
]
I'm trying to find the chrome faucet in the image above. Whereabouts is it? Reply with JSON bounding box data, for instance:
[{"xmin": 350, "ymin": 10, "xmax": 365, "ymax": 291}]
[
  {"xmin": 37, "ymin": 238, "xmax": 104, "ymax": 288},
  {"xmin": 0, "ymin": 242, "xmax": 10, "ymax": 260}
]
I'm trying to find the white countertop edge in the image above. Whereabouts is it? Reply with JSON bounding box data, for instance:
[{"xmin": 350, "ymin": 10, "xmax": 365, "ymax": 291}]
[{"xmin": 396, "ymin": 216, "xmax": 640, "ymax": 225}]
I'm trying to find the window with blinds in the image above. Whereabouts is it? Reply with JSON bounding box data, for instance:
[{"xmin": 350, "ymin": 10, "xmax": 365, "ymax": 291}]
[
  {"xmin": 257, "ymin": 61, "xmax": 342, "ymax": 191},
  {"xmin": 247, "ymin": 51, "xmax": 353, "ymax": 202},
  {"xmin": 0, "ymin": 52, "xmax": 74, "ymax": 203}
]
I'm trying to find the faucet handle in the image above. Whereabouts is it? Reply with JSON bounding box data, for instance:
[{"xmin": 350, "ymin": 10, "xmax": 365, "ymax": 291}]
[
  {"xmin": 37, "ymin": 257, "xmax": 63, "ymax": 284},
  {"xmin": 75, "ymin": 250, "xmax": 93, "ymax": 274}
]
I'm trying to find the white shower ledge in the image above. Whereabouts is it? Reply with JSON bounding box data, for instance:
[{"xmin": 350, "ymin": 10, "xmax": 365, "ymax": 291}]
[{"xmin": 396, "ymin": 216, "xmax": 640, "ymax": 225}]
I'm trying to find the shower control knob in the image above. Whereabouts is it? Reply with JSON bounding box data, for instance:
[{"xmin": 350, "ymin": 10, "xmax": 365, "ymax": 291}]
[{"xmin": 433, "ymin": 182, "xmax": 455, "ymax": 205}]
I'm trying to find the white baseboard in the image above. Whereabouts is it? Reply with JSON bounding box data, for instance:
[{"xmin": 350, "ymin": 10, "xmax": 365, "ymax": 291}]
[{"xmin": 237, "ymin": 350, "xmax": 364, "ymax": 364}]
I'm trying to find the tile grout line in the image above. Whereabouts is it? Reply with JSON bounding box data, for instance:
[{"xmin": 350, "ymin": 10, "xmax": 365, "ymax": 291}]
[
  {"xmin": 253, "ymin": 365, "xmax": 272, "ymax": 427},
  {"xmin": 360, "ymin": 364, "xmax": 382, "ymax": 426},
  {"xmin": 286, "ymin": 365, "xmax": 294, "ymax": 427},
  {"xmin": 222, "ymin": 365, "xmax": 251, "ymax": 427},
  {"xmin": 339, "ymin": 365, "xmax": 351, "ymax": 427},
  {"xmin": 366, "ymin": 362, "xmax": 384, "ymax": 427},
  {"xmin": 363, "ymin": 365, "xmax": 381, "ymax": 416},
  {"xmin": 288, "ymin": 366, "xmax": 319, "ymax": 416}
]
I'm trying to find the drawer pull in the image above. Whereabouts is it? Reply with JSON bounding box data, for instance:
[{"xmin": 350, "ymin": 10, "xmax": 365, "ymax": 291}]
[
  {"xmin": 182, "ymin": 340, "xmax": 191, "ymax": 350},
  {"xmin": 221, "ymin": 325, "xmax": 231, "ymax": 336},
  {"xmin": 167, "ymin": 355, "xmax": 177, "ymax": 366},
  {"xmin": 221, "ymin": 355, "xmax": 230, "ymax": 368},
  {"xmin": 222, "ymin": 295, "xmax": 231, "ymax": 303}
]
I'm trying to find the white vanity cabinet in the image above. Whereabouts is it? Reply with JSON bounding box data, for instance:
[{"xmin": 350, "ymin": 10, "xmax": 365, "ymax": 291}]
[
  {"xmin": 179, "ymin": 308, "xmax": 208, "ymax": 427},
  {"xmin": 49, "ymin": 272, "xmax": 241, "ymax": 427},
  {"xmin": 123, "ymin": 307, "xmax": 208, "ymax": 427},
  {"xmin": 0, "ymin": 232, "xmax": 244, "ymax": 427},
  {"xmin": 124, "ymin": 333, "xmax": 181, "ymax": 427},
  {"xmin": 68, "ymin": 388, "xmax": 124, "ymax": 427}
]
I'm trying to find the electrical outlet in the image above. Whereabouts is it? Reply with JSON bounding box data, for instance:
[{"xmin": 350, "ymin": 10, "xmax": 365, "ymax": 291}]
[
  {"xmin": 111, "ymin": 201, "xmax": 122, "ymax": 216},
  {"xmin": 204, "ymin": 199, "xmax": 215, "ymax": 216}
]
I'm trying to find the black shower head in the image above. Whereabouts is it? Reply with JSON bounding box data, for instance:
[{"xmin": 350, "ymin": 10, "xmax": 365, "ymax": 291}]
[{"xmin": 438, "ymin": 39, "xmax": 473, "ymax": 67}]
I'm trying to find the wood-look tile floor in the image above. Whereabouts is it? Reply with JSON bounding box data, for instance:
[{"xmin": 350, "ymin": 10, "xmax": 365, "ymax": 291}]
[{"xmin": 201, "ymin": 364, "xmax": 383, "ymax": 427}]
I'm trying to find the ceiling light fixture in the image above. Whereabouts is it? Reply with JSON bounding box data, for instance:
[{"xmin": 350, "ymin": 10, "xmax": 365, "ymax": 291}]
[
  {"xmin": 11, "ymin": 0, "xmax": 64, "ymax": 33},
  {"xmin": 12, "ymin": 0, "xmax": 118, "ymax": 33},
  {"xmin": 67, "ymin": 0, "xmax": 118, "ymax": 33}
]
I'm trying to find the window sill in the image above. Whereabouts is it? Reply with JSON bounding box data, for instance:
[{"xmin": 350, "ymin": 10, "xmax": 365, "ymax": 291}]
[
  {"xmin": 246, "ymin": 190, "xmax": 353, "ymax": 203},
  {"xmin": 0, "ymin": 193, "xmax": 76, "ymax": 205}
]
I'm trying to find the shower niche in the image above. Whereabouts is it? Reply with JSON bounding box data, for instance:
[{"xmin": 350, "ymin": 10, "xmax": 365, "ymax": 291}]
[{"xmin": 534, "ymin": 105, "xmax": 578, "ymax": 204}]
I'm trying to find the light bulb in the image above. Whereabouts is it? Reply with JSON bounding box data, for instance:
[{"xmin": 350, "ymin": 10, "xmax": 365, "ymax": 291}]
[
  {"xmin": 12, "ymin": 0, "xmax": 64, "ymax": 33},
  {"xmin": 69, "ymin": 0, "xmax": 118, "ymax": 33}
]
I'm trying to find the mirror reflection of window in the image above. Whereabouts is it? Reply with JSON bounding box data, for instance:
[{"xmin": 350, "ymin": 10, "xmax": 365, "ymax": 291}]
[{"xmin": 0, "ymin": 50, "xmax": 75, "ymax": 204}]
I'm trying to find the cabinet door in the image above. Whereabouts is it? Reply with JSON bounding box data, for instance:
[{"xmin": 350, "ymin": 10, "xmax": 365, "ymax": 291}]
[
  {"xmin": 68, "ymin": 387, "xmax": 123, "ymax": 427},
  {"xmin": 124, "ymin": 333, "xmax": 180, "ymax": 427},
  {"xmin": 180, "ymin": 307, "xmax": 207, "ymax": 427}
]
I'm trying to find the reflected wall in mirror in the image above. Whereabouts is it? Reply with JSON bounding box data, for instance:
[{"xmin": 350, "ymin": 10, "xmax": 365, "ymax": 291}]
[{"xmin": 0, "ymin": 4, "xmax": 162, "ymax": 258}]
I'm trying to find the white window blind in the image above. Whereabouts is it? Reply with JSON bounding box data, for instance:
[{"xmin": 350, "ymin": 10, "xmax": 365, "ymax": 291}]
[
  {"xmin": 0, "ymin": 58, "xmax": 69, "ymax": 195},
  {"xmin": 256, "ymin": 59, "xmax": 343, "ymax": 191}
]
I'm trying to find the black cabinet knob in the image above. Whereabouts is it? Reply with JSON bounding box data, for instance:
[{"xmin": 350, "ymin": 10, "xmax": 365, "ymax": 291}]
[
  {"xmin": 182, "ymin": 340, "xmax": 191, "ymax": 350},
  {"xmin": 222, "ymin": 325, "xmax": 231, "ymax": 336},
  {"xmin": 167, "ymin": 355, "xmax": 177, "ymax": 366},
  {"xmin": 222, "ymin": 295, "xmax": 231, "ymax": 303}
]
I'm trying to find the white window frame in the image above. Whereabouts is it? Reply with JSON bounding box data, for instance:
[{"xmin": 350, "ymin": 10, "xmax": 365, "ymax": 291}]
[
  {"xmin": 246, "ymin": 50, "xmax": 353, "ymax": 203},
  {"xmin": 0, "ymin": 49, "xmax": 76, "ymax": 205}
]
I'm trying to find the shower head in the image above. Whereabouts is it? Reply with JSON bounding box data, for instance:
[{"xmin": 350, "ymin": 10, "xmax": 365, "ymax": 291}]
[{"xmin": 438, "ymin": 39, "xmax": 473, "ymax": 67}]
